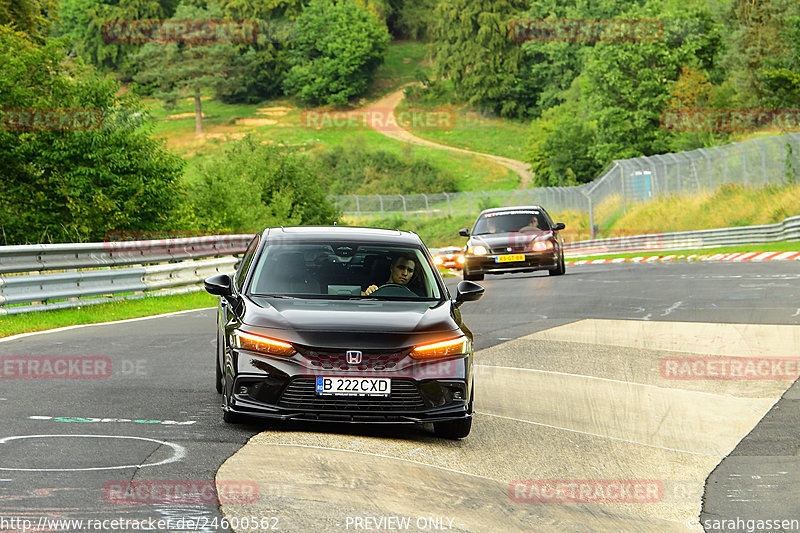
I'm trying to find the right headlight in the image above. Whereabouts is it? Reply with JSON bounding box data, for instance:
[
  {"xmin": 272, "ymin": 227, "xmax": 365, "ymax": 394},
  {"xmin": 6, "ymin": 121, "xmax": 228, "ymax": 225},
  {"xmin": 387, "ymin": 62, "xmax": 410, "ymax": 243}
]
[
  {"xmin": 233, "ymin": 330, "xmax": 296, "ymax": 357},
  {"xmin": 468, "ymin": 245, "xmax": 488, "ymax": 256}
]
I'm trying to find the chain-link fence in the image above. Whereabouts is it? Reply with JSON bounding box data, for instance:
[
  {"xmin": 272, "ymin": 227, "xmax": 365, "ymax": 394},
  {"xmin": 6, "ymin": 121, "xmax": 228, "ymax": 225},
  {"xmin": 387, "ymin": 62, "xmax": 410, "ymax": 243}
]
[{"xmin": 329, "ymin": 133, "xmax": 800, "ymax": 237}]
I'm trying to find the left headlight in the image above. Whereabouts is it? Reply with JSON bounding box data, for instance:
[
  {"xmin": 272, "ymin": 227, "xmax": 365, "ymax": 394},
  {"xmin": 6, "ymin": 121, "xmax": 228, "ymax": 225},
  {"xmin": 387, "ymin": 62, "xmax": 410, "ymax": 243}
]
[
  {"xmin": 532, "ymin": 240, "xmax": 554, "ymax": 252},
  {"xmin": 411, "ymin": 336, "xmax": 470, "ymax": 360},
  {"xmin": 234, "ymin": 330, "xmax": 296, "ymax": 357}
]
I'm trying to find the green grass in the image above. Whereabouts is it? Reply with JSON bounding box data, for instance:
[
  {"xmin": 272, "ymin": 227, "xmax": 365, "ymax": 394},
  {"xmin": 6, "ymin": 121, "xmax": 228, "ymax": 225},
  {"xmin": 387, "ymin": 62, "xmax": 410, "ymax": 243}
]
[
  {"xmin": 369, "ymin": 41, "xmax": 434, "ymax": 97},
  {"xmin": 395, "ymin": 100, "xmax": 530, "ymax": 161},
  {"xmin": 145, "ymin": 94, "xmax": 519, "ymax": 191},
  {"xmin": 0, "ymin": 291, "xmax": 218, "ymax": 338}
]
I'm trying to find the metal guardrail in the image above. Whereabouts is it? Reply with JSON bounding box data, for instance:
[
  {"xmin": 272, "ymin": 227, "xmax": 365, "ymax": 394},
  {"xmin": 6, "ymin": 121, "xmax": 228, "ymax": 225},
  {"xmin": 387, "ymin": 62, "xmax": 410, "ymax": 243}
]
[
  {"xmin": 0, "ymin": 236, "xmax": 252, "ymax": 315},
  {"xmin": 2, "ymin": 218, "xmax": 798, "ymax": 315},
  {"xmin": 0, "ymin": 235, "xmax": 253, "ymax": 274},
  {"xmin": 564, "ymin": 215, "xmax": 800, "ymax": 256}
]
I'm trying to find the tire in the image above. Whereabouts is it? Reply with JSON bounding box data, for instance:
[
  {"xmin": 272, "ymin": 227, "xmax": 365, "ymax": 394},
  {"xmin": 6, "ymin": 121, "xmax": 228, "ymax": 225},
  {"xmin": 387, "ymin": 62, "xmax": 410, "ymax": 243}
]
[
  {"xmin": 215, "ymin": 332, "xmax": 223, "ymax": 394},
  {"xmin": 433, "ymin": 416, "xmax": 472, "ymax": 439},
  {"xmin": 549, "ymin": 255, "xmax": 565, "ymax": 276}
]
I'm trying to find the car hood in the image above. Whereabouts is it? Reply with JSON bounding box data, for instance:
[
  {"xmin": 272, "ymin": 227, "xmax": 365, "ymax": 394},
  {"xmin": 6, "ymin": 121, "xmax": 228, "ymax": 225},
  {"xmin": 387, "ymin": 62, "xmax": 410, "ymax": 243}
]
[
  {"xmin": 244, "ymin": 296, "xmax": 458, "ymax": 331},
  {"xmin": 240, "ymin": 297, "xmax": 462, "ymax": 349}
]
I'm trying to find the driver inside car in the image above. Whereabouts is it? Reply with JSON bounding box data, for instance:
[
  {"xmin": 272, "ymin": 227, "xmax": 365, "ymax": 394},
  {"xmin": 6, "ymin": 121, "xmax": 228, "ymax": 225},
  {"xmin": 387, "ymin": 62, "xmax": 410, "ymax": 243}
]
[{"xmin": 362, "ymin": 254, "xmax": 418, "ymax": 296}]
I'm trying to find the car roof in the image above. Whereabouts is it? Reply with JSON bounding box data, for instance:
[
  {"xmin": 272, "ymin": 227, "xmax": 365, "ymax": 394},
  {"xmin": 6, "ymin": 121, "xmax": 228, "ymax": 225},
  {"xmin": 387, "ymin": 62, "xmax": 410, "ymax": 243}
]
[
  {"xmin": 261, "ymin": 226, "xmax": 424, "ymax": 246},
  {"xmin": 478, "ymin": 205, "xmax": 546, "ymax": 215}
]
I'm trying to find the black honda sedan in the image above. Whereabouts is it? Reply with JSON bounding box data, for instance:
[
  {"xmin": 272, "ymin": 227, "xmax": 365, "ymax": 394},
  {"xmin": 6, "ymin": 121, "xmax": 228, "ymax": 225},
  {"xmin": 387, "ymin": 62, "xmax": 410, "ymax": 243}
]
[
  {"xmin": 204, "ymin": 226, "xmax": 484, "ymax": 439},
  {"xmin": 459, "ymin": 206, "xmax": 566, "ymax": 280}
]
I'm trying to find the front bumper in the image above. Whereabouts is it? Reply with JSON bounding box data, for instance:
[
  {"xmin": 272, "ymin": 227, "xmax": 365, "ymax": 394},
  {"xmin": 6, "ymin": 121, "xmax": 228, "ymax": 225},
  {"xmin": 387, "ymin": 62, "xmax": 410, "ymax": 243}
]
[
  {"xmin": 465, "ymin": 251, "xmax": 559, "ymax": 274},
  {"xmin": 225, "ymin": 350, "xmax": 472, "ymax": 424}
]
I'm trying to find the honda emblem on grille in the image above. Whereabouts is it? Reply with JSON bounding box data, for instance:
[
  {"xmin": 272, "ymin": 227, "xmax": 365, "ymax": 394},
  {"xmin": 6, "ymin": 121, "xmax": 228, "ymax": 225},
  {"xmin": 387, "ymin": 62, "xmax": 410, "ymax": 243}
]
[{"xmin": 346, "ymin": 350, "xmax": 362, "ymax": 364}]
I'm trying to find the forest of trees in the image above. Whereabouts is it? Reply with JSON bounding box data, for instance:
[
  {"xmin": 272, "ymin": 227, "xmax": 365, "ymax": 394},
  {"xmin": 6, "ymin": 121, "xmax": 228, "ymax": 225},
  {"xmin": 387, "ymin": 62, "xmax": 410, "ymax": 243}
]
[{"xmin": 1, "ymin": 0, "xmax": 799, "ymax": 242}]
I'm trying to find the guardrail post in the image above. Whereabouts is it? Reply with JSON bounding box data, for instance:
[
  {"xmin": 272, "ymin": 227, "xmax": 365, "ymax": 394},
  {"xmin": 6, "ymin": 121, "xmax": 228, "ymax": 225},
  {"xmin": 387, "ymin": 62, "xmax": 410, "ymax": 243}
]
[
  {"xmin": 466, "ymin": 192, "xmax": 471, "ymax": 215},
  {"xmin": 377, "ymin": 194, "xmax": 384, "ymax": 218},
  {"xmin": 422, "ymin": 193, "xmax": 429, "ymax": 217},
  {"xmin": 353, "ymin": 195, "xmax": 360, "ymax": 219},
  {"xmin": 619, "ymin": 162, "xmax": 625, "ymax": 213},
  {"xmin": 400, "ymin": 195, "xmax": 407, "ymax": 219}
]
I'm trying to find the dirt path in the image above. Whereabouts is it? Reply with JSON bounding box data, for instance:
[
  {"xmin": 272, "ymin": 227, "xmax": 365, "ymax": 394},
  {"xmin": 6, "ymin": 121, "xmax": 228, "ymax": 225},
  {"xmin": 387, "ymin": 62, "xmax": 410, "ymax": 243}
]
[{"xmin": 361, "ymin": 87, "xmax": 534, "ymax": 188}]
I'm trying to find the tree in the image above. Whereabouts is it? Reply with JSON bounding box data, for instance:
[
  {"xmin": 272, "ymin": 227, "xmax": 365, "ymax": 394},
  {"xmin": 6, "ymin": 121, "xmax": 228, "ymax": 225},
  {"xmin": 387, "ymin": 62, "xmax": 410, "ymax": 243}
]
[
  {"xmin": 55, "ymin": 0, "xmax": 173, "ymax": 77},
  {"xmin": 433, "ymin": 0, "xmax": 529, "ymax": 117},
  {"xmin": 0, "ymin": 0, "xmax": 58, "ymax": 43},
  {"xmin": 283, "ymin": 0, "xmax": 390, "ymax": 106},
  {"xmin": 720, "ymin": 0, "xmax": 800, "ymax": 107},
  {"xmin": 189, "ymin": 136, "xmax": 339, "ymax": 233},
  {"xmin": 132, "ymin": 2, "xmax": 242, "ymax": 134},
  {"xmin": 526, "ymin": 79, "xmax": 601, "ymax": 186},
  {"xmin": 0, "ymin": 27, "xmax": 185, "ymax": 244},
  {"xmin": 583, "ymin": 2, "xmax": 725, "ymax": 163}
]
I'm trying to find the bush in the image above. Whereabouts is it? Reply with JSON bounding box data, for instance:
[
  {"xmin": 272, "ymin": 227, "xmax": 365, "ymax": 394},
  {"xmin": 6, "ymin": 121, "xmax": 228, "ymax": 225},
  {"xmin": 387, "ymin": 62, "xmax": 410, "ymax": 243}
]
[
  {"xmin": 189, "ymin": 136, "xmax": 339, "ymax": 233},
  {"xmin": 314, "ymin": 137, "xmax": 459, "ymax": 195},
  {"xmin": 0, "ymin": 27, "xmax": 185, "ymax": 245},
  {"xmin": 283, "ymin": 0, "xmax": 390, "ymax": 105}
]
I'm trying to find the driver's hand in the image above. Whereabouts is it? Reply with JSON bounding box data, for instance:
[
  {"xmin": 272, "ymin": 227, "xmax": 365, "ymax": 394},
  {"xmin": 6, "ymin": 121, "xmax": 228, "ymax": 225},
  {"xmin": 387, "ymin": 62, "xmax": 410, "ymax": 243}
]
[{"xmin": 362, "ymin": 285, "xmax": 378, "ymax": 296}]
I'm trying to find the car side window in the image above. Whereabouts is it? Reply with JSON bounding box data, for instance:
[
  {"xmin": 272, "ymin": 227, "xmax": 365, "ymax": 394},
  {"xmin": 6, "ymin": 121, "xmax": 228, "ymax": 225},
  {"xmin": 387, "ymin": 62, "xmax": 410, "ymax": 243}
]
[{"xmin": 234, "ymin": 235, "xmax": 260, "ymax": 292}]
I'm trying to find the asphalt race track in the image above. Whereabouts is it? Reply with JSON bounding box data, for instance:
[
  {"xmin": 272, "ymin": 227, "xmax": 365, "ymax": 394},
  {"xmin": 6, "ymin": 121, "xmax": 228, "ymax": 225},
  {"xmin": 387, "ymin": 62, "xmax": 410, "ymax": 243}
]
[{"xmin": 0, "ymin": 261, "xmax": 798, "ymax": 533}]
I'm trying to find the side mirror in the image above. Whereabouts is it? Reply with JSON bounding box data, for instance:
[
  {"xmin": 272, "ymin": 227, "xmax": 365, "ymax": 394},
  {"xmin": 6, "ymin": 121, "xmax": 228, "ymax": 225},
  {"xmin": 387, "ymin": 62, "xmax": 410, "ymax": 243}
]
[
  {"xmin": 458, "ymin": 228, "xmax": 470, "ymax": 237},
  {"xmin": 205, "ymin": 274, "xmax": 232, "ymax": 297},
  {"xmin": 454, "ymin": 280, "xmax": 484, "ymax": 308},
  {"xmin": 553, "ymin": 222, "xmax": 565, "ymax": 231}
]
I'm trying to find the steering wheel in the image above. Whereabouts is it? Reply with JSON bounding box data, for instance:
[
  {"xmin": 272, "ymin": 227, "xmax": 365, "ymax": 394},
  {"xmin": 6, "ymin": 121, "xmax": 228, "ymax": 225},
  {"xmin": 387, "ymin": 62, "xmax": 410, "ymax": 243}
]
[{"xmin": 369, "ymin": 283, "xmax": 416, "ymax": 297}]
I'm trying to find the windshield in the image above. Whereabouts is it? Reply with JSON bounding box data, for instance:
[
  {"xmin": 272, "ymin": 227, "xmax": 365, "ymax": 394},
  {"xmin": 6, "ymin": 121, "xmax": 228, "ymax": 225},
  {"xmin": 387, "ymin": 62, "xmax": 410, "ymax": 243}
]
[
  {"xmin": 247, "ymin": 241, "xmax": 443, "ymax": 300},
  {"xmin": 472, "ymin": 210, "xmax": 550, "ymax": 235}
]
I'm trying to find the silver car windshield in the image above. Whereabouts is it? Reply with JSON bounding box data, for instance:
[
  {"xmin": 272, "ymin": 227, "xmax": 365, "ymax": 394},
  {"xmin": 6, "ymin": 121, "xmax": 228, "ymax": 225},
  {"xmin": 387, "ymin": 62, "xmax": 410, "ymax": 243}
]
[
  {"xmin": 472, "ymin": 210, "xmax": 549, "ymax": 235},
  {"xmin": 248, "ymin": 242, "xmax": 442, "ymax": 300}
]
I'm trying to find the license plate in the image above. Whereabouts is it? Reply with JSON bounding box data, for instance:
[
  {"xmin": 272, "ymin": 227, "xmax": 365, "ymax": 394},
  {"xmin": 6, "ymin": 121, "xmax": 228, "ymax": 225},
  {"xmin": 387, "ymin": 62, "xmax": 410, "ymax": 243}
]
[
  {"xmin": 496, "ymin": 254, "xmax": 525, "ymax": 263},
  {"xmin": 316, "ymin": 377, "xmax": 391, "ymax": 396}
]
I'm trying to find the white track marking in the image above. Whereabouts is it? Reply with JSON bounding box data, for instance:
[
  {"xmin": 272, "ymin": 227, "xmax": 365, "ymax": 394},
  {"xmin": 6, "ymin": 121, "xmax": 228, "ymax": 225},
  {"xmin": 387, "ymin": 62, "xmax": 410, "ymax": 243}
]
[
  {"xmin": 0, "ymin": 308, "xmax": 215, "ymax": 344},
  {"xmin": 0, "ymin": 435, "xmax": 186, "ymax": 472}
]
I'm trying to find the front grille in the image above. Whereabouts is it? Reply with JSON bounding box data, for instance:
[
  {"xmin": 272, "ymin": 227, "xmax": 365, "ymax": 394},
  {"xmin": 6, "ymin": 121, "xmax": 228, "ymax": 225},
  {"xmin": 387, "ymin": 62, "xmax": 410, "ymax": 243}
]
[
  {"xmin": 277, "ymin": 378, "xmax": 425, "ymax": 411},
  {"xmin": 489, "ymin": 244, "xmax": 527, "ymax": 254},
  {"xmin": 300, "ymin": 350, "xmax": 408, "ymax": 372}
]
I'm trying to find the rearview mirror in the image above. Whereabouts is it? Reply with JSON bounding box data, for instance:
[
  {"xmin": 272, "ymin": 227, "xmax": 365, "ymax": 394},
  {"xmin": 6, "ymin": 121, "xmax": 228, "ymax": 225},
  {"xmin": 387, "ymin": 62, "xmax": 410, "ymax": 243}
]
[
  {"xmin": 458, "ymin": 228, "xmax": 470, "ymax": 237},
  {"xmin": 204, "ymin": 274, "xmax": 232, "ymax": 297},
  {"xmin": 454, "ymin": 280, "xmax": 484, "ymax": 308}
]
